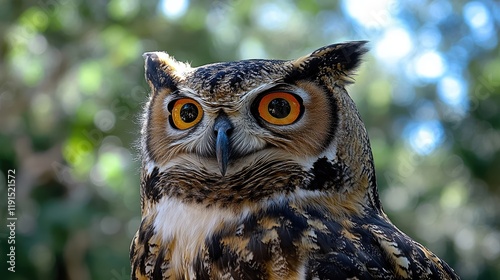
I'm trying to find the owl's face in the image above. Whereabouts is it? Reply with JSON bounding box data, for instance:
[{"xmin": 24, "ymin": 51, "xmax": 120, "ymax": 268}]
[
  {"xmin": 141, "ymin": 41, "xmax": 378, "ymax": 208},
  {"xmin": 145, "ymin": 60, "xmax": 336, "ymax": 172}
]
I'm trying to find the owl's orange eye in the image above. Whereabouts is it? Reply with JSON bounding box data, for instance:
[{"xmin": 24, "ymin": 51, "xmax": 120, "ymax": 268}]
[
  {"xmin": 257, "ymin": 92, "xmax": 303, "ymax": 125},
  {"xmin": 169, "ymin": 98, "xmax": 203, "ymax": 130}
]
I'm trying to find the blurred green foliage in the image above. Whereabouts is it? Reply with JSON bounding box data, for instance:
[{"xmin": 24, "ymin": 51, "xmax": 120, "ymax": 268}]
[{"xmin": 0, "ymin": 0, "xmax": 499, "ymax": 279}]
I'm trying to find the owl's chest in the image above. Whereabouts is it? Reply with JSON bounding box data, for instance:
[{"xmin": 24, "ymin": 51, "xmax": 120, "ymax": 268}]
[
  {"xmin": 151, "ymin": 197, "xmax": 317, "ymax": 278},
  {"xmin": 143, "ymin": 197, "xmax": 415, "ymax": 280},
  {"xmin": 151, "ymin": 197, "xmax": 349, "ymax": 279}
]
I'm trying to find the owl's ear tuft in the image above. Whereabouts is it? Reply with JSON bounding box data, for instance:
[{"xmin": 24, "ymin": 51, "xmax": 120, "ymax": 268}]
[
  {"xmin": 290, "ymin": 41, "xmax": 368, "ymax": 83},
  {"xmin": 143, "ymin": 52, "xmax": 191, "ymax": 91}
]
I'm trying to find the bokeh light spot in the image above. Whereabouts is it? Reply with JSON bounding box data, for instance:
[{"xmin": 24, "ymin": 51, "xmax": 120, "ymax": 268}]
[
  {"xmin": 454, "ymin": 227, "xmax": 476, "ymax": 251},
  {"xmin": 481, "ymin": 232, "xmax": 500, "ymax": 260},
  {"xmin": 463, "ymin": 1, "xmax": 489, "ymax": 30},
  {"xmin": 342, "ymin": 0, "xmax": 397, "ymax": 28},
  {"xmin": 78, "ymin": 61, "xmax": 103, "ymax": 95},
  {"xmin": 463, "ymin": 1, "xmax": 497, "ymax": 49},
  {"xmin": 438, "ymin": 75, "xmax": 469, "ymax": 115},
  {"xmin": 159, "ymin": 0, "xmax": 188, "ymax": 20},
  {"xmin": 63, "ymin": 136, "xmax": 95, "ymax": 176},
  {"xmin": 414, "ymin": 50, "xmax": 446, "ymax": 80},
  {"xmin": 405, "ymin": 120, "xmax": 444, "ymax": 155},
  {"xmin": 108, "ymin": 0, "xmax": 139, "ymax": 20},
  {"xmin": 440, "ymin": 181, "xmax": 467, "ymax": 209},
  {"xmin": 19, "ymin": 7, "xmax": 49, "ymax": 32},
  {"xmin": 375, "ymin": 26, "xmax": 413, "ymax": 62},
  {"xmin": 94, "ymin": 109, "xmax": 116, "ymax": 132},
  {"xmin": 254, "ymin": 2, "xmax": 292, "ymax": 31}
]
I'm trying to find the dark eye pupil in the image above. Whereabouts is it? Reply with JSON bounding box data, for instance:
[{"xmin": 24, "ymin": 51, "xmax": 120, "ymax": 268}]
[
  {"xmin": 268, "ymin": 98, "xmax": 291, "ymax": 119},
  {"xmin": 180, "ymin": 103, "xmax": 198, "ymax": 123}
]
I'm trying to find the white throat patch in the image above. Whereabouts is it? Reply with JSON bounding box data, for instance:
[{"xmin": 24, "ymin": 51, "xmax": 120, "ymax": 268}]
[{"xmin": 153, "ymin": 197, "xmax": 250, "ymax": 272}]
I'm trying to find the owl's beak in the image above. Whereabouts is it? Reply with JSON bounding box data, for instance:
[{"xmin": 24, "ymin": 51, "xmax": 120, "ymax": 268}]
[{"xmin": 213, "ymin": 114, "xmax": 233, "ymax": 176}]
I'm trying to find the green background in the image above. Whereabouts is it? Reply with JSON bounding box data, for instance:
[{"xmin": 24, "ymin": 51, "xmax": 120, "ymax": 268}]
[{"xmin": 0, "ymin": 0, "xmax": 499, "ymax": 279}]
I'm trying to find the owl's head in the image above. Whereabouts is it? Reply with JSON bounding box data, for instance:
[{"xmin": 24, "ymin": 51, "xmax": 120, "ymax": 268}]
[{"xmin": 141, "ymin": 41, "xmax": 380, "ymax": 211}]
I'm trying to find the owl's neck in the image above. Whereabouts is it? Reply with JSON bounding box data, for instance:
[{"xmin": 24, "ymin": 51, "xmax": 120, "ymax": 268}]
[{"xmin": 323, "ymin": 84, "xmax": 382, "ymax": 213}]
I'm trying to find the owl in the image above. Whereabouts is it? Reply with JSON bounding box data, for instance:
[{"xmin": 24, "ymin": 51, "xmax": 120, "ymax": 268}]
[{"xmin": 130, "ymin": 41, "xmax": 459, "ymax": 279}]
